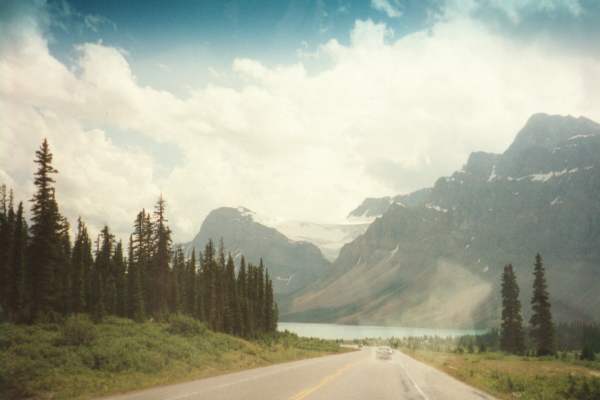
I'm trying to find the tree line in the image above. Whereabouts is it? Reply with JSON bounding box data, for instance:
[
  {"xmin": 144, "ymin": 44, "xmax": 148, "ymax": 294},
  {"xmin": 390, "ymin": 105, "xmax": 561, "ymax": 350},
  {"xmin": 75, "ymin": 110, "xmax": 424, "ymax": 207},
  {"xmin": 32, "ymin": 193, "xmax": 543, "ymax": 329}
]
[
  {"xmin": 500, "ymin": 253, "xmax": 556, "ymax": 356},
  {"xmin": 0, "ymin": 139, "xmax": 277, "ymax": 338}
]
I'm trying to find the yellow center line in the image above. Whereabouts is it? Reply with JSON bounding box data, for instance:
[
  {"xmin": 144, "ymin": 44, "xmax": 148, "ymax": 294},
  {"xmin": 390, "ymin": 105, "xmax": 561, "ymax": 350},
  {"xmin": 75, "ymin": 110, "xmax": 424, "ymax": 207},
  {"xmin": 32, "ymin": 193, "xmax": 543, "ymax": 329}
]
[{"xmin": 288, "ymin": 361, "xmax": 359, "ymax": 400}]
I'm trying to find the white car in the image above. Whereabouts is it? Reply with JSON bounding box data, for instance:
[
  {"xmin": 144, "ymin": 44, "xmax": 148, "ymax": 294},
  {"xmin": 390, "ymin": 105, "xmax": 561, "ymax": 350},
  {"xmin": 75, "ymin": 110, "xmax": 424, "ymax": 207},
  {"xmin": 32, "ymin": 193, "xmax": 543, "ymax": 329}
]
[{"xmin": 376, "ymin": 346, "xmax": 393, "ymax": 360}]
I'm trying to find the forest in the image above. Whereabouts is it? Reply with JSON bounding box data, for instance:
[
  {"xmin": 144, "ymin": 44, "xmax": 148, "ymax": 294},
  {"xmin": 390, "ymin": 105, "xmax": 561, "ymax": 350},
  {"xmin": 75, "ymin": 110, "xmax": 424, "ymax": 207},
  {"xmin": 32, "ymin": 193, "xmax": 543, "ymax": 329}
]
[{"xmin": 0, "ymin": 139, "xmax": 277, "ymax": 338}]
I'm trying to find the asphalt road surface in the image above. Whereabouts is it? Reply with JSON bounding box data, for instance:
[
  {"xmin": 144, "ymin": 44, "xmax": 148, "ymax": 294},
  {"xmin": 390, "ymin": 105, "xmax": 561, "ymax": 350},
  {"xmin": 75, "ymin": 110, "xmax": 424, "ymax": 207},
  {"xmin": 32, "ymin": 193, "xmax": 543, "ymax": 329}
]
[{"xmin": 102, "ymin": 347, "xmax": 495, "ymax": 400}]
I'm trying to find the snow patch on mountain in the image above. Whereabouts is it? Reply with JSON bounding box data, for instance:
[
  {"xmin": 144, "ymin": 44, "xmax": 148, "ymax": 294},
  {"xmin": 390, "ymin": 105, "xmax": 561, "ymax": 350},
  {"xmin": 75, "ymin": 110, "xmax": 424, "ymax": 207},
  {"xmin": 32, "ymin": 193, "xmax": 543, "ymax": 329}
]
[
  {"xmin": 517, "ymin": 168, "xmax": 579, "ymax": 182},
  {"xmin": 568, "ymin": 133, "xmax": 598, "ymax": 141}
]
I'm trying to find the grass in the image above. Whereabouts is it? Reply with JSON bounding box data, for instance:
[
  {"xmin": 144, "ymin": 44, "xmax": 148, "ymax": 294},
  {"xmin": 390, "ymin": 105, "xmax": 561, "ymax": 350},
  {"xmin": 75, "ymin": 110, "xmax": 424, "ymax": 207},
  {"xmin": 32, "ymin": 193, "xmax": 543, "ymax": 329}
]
[
  {"xmin": 401, "ymin": 348, "xmax": 600, "ymax": 399},
  {"xmin": 0, "ymin": 314, "xmax": 346, "ymax": 400}
]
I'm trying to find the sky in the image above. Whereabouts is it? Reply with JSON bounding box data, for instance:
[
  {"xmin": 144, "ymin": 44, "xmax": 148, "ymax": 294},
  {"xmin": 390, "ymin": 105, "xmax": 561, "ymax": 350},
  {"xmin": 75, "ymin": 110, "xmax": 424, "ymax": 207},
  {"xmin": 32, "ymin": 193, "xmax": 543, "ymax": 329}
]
[{"xmin": 2, "ymin": 0, "xmax": 600, "ymax": 242}]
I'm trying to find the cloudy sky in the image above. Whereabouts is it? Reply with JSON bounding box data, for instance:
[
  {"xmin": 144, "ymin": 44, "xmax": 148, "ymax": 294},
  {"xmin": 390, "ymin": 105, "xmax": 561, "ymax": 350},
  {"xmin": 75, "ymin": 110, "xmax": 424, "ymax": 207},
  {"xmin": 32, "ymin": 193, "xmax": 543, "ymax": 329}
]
[{"xmin": 2, "ymin": 0, "xmax": 600, "ymax": 242}]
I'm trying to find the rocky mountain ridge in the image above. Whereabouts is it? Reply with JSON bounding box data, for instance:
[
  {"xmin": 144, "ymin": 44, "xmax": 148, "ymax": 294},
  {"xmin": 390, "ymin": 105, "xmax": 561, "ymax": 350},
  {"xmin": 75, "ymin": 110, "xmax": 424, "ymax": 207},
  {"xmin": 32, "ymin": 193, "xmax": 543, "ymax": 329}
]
[{"xmin": 283, "ymin": 113, "xmax": 600, "ymax": 327}]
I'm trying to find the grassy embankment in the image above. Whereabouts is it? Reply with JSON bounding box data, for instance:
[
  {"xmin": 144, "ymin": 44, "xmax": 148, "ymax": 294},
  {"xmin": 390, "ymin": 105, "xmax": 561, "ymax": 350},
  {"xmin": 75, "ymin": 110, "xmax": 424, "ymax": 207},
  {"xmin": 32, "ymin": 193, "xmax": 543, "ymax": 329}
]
[
  {"xmin": 0, "ymin": 314, "xmax": 345, "ymax": 400},
  {"xmin": 403, "ymin": 348, "xmax": 600, "ymax": 399}
]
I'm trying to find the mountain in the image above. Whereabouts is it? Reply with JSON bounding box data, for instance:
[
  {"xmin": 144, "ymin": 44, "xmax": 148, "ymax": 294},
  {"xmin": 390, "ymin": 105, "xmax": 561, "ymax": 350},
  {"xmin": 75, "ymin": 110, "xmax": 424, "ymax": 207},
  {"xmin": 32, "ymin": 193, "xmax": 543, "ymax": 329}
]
[
  {"xmin": 283, "ymin": 113, "xmax": 600, "ymax": 328},
  {"xmin": 347, "ymin": 188, "xmax": 432, "ymax": 220},
  {"xmin": 275, "ymin": 221, "xmax": 369, "ymax": 261},
  {"xmin": 183, "ymin": 207, "xmax": 330, "ymax": 295}
]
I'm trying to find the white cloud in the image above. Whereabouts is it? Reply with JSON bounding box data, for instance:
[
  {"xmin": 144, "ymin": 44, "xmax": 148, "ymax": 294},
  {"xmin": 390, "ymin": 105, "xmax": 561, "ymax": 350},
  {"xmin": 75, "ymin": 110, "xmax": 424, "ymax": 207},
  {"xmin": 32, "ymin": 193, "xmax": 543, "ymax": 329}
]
[
  {"xmin": 83, "ymin": 14, "xmax": 117, "ymax": 33},
  {"xmin": 440, "ymin": 0, "xmax": 583, "ymax": 23},
  {"xmin": 371, "ymin": 0, "xmax": 403, "ymax": 18},
  {"xmin": 2, "ymin": 11, "xmax": 600, "ymax": 243}
]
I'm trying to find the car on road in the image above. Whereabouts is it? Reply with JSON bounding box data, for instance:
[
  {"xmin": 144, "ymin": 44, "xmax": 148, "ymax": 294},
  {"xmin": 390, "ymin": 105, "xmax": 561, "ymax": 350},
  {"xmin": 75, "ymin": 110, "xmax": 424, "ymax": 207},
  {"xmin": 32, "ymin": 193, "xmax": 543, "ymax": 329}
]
[{"xmin": 376, "ymin": 346, "xmax": 393, "ymax": 360}]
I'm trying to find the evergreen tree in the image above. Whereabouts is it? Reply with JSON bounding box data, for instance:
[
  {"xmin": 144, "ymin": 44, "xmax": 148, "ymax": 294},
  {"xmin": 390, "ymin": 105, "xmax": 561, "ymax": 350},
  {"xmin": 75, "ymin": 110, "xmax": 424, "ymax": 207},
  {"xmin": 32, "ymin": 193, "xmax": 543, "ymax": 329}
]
[
  {"xmin": 92, "ymin": 226, "xmax": 113, "ymax": 320},
  {"xmin": 185, "ymin": 248, "xmax": 197, "ymax": 316},
  {"xmin": 56, "ymin": 216, "xmax": 72, "ymax": 315},
  {"xmin": 71, "ymin": 218, "xmax": 88, "ymax": 313},
  {"xmin": 202, "ymin": 240, "xmax": 217, "ymax": 329},
  {"xmin": 28, "ymin": 139, "xmax": 62, "ymax": 320},
  {"xmin": 0, "ymin": 190, "xmax": 15, "ymax": 314},
  {"xmin": 7, "ymin": 202, "xmax": 27, "ymax": 321},
  {"xmin": 113, "ymin": 240, "xmax": 127, "ymax": 317},
  {"xmin": 257, "ymin": 259, "xmax": 265, "ymax": 332},
  {"xmin": 151, "ymin": 196, "xmax": 171, "ymax": 319},
  {"xmin": 500, "ymin": 264, "xmax": 525, "ymax": 354},
  {"xmin": 171, "ymin": 247, "xmax": 185, "ymax": 313},
  {"xmin": 127, "ymin": 235, "xmax": 145, "ymax": 321},
  {"xmin": 223, "ymin": 253, "xmax": 237, "ymax": 334},
  {"xmin": 530, "ymin": 253, "xmax": 555, "ymax": 356},
  {"xmin": 216, "ymin": 238, "xmax": 226, "ymax": 332},
  {"xmin": 237, "ymin": 256, "xmax": 248, "ymax": 337},
  {"xmin": 246, "ymin": 263, "xmax": 256, "ymax": 337},
  {"xmin": 194, "ymin": 249, "xmax": 205, "ymax": 321},
  {"xmin": 264, "ymin": 269, "xmax": 276, "ymax": 332}
]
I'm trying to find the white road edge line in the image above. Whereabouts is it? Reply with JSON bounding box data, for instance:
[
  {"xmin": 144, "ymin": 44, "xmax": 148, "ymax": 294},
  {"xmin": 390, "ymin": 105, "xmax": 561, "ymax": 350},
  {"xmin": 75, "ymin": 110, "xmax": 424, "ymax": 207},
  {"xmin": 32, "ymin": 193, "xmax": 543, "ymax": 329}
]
[{"xmin": 398, "ymin": 361, "xmax": 430, "ymax": 400}]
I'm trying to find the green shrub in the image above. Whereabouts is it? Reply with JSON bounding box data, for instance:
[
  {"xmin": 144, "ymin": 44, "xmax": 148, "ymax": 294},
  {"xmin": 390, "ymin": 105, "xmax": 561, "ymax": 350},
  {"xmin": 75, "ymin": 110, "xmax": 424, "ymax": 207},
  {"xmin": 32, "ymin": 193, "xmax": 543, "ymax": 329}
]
[
  {"xmin": 62, "ymin": 314, "xmax": 97, "ymax": 346},
  {"xmin": 166, "ymin": 314, "xmax": 207, "ymax": 336},
  {"xmin": 580, "ymin": 345, "xmax": 596, "ymax": 361}
]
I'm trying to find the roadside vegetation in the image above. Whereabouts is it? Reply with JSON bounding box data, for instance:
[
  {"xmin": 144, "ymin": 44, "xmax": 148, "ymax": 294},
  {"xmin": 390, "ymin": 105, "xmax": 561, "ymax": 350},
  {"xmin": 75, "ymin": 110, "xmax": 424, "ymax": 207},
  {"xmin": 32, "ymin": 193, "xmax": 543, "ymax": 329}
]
[
  {"xmin": 0, "ymin": 139, "xmax": 316, "ymax": 398},
  {"xmin": 351, "ymin": 253, "xmax": 600, "ymax": 399},
  {"xmin": 0, "ymin": 314, "xmax": 344, "ymax": 400},
  {"xmin": 396, "ymin": 337, "xmax": 600, "ymax": 400}
]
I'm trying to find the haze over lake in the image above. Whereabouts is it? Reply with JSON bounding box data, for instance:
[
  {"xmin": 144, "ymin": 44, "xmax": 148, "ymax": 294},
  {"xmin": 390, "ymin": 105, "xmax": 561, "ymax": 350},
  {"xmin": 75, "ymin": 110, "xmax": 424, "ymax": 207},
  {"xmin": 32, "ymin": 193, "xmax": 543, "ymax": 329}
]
[{"xmin": 278, "ymin": 322, "xmax": 484, "ymax": 340}]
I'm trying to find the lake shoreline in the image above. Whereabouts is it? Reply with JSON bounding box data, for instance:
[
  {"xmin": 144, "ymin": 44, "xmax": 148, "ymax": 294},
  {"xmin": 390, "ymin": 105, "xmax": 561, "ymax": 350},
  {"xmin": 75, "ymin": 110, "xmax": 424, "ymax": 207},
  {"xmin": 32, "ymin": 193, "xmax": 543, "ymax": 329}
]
[{"xmin": 278, "ymin": 322, "xmax": 486, "ymax": 340}]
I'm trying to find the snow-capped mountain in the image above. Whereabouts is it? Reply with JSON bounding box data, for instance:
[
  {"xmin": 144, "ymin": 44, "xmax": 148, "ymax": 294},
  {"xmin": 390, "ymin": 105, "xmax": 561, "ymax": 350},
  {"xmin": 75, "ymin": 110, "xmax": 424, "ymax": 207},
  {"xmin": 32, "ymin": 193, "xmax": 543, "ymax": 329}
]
[{"xmin": 284, "ymin": 113, "xmax": 600, "ymax": 328}]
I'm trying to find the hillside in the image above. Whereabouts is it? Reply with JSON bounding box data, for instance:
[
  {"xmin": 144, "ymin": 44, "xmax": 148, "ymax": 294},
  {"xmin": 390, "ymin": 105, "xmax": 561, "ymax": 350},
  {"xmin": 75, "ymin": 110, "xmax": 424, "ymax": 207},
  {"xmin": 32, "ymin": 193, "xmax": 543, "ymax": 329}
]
[
  {"xmin": 183, "ymin": 207, "xmax": 331, "ymax": 295},
  {"xmin": 283, "ymin": 113, "xmax": 600, "ymax": 328}
]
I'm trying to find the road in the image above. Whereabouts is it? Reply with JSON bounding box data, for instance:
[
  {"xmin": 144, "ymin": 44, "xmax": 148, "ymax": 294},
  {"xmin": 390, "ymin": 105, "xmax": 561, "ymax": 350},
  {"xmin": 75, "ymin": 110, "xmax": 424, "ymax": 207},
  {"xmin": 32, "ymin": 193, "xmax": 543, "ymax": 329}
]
[{"xmin": 102, "ymin": 347, "xmax": 495, "ymax": 400}]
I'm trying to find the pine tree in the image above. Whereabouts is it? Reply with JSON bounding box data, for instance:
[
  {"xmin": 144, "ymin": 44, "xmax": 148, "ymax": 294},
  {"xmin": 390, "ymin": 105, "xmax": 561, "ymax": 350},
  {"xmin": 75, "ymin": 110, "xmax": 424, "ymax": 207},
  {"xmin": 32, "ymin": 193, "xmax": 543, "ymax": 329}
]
[
  {"xmin": 92, "ymin": 226, "xmax": 113, "ymax": 320},
  {"xmin": 246, "ymin": 263, "xmax": 256, "ymax": 337},
  {"xmin": 264, "ymin": 269, "xmax": 276, "ymax": 332},
  {"xmin": 185, "ymin": 248, "xmax": 197, "ymax": 316},
  {"xmin": 195, "ymin": 249, "xmax": 205, "ymax": 321},
  {"xmin": 127, "ymin": 235, "xmax": 145, "ymax": 321},
  {"xmin": 57, "ymin": 216, "xmax": 72, "ymax": 315},
  {"xmin": 71, "ymin": 218, "xmax": 88, "ymax": 313},
  {"xmin": 202, "ymin": 240, "xmax": 217, "ymax": 329},
  {"xmin": 500, "ymin": 264, "xmax": 525, "ymax": 354},
  {"xmin": 171, "ymin": 247, "xmax": 186, "ymax": 313},
  {"xmin": 7, "ymin": 202, "xmax": 27, "ymax": 321},
  {"xmin": 151, "ymin": 196, "xmax": 171, "ymax": 319},
  {"xmin": 216, "ymin": 238, "xmax": 226, "ymax": 332},
  {"xmin": 257, "ymin": 259, "xmax": 265, "ymax": 332},
  {"xmin": 113, "ymin": 240, "xmax": 127, "ymax": 317},
  {"xmin": 0, "ymin": 191, "xmax": 15, "ymax": 314},
  {"xmin": 237, "ymin": 256, "xmax": 248, "ymax": 337},
  {"xmin": 530, "ymin": 253, "xmax": 555, "ymax": 356},
  {"xmin": 223, "ymin": 253, "xmax": 237, "ymax": 334},
  {"xmin": 28, "ymin": 139, "xmax": 62, "ymax": 321}
]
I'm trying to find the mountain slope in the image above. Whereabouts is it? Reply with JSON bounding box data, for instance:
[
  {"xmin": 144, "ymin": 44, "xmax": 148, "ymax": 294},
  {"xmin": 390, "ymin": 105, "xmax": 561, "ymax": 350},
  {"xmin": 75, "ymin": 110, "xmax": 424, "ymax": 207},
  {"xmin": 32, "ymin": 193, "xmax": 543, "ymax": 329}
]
[
  {"xmin": 184, "ymin": 207, "xmax": 330, "ymax": 295},
  {"xmin": 284, "ymin": 113, "xmax": 600, "ymax": 328}
]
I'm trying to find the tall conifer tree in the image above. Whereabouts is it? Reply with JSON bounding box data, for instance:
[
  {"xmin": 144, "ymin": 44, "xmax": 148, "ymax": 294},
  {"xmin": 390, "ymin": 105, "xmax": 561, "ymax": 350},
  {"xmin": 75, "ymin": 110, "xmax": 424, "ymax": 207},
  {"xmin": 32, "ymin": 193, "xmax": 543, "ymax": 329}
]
[
  {"xmin": 113, "ymin": 240, "xmax": 127, "ymax": 317},
  {"xmin": 185, "ymin": 248, "xmax": 197, "ymax": 316},
  {"xmin": 7, "ymin": 202, "xmax": 27, "ymax": 321},
  {"xmin": 28, "ymin": 139, "xmax": 62, "ymax": 320},
  {"xmin": 70, "ymin": 218, "xmax": 89, "ymax": 313},
  {"xmin": 500, "ymin": 264, "xmax": 525, "ymax": 354},
  {"xmin": 127, "ymin": 234, "xmax": 145, "ymax": 321},
  {"xmin": 237, "ymin": 256, "xmax": 248, "ymax": 337},
  {"xmin": 530, "ymin": 253, "xmax": 555, "ymax": 356},
  {"xmin": 152, "ymin": 196, "xmax": 171, "ymax": 318}
]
